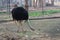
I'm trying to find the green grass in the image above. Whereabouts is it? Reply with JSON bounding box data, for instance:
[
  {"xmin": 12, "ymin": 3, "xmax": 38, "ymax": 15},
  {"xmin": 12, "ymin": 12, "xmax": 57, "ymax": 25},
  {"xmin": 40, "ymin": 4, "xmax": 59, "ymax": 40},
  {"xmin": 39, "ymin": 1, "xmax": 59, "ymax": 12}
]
[
  {"xmin": 18, "ymin": 31, "xmax": 36, "ymax": 36},
  {"xmin": 0, "ymin": 12, "xmax": 7, "ymax": 14},
  {"xmin": 0, "ymin": 10, "xmax": 60, "ymax": 17},
  {"xmin": 29, "ymin": 10, "xmax": 60, "ymax": 17}
]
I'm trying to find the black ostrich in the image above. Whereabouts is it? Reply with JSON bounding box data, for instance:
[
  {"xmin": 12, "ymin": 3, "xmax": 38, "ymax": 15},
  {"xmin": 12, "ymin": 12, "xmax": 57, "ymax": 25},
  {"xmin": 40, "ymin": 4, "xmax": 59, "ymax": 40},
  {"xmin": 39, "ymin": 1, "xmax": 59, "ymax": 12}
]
[{"xmin": 11, "ymin": 4, "xmax": 34, "ymax": 32}]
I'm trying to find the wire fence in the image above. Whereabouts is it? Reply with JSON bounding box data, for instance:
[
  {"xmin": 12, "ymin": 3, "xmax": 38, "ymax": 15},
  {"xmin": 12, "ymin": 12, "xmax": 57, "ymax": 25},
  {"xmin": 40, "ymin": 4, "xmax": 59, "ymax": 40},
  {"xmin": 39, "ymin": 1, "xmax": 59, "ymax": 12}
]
[{"xmin": 0, "ymin": 0, "xmax": 60, "ymax": 20}]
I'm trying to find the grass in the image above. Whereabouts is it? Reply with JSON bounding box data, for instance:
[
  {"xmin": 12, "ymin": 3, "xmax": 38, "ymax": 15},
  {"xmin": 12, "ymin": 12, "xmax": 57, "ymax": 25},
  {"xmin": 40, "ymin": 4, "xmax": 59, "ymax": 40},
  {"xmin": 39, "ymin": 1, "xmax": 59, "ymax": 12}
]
[
  {"xmin": 29, "ymin": 10, "xmax": 60, "ymax": 16},
  {"xmin": 18, "ymin": 31, "xmax": 37, "ymax": 37},
  {"xmin": 0, "ymin": 12, "xmax": 7, "ymax": 14},
  {"xmin": 0, "ymin": 10, "xmax": 60, "ymax": 17}
]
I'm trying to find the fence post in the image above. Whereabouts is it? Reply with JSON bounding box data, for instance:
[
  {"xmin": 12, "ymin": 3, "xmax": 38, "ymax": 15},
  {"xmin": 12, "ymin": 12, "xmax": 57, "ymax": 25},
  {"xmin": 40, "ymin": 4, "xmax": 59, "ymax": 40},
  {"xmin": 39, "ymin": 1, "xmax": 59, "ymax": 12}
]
[{"xmin": 25, "ymin": 0, "xmax": 28, "ymax": 11}]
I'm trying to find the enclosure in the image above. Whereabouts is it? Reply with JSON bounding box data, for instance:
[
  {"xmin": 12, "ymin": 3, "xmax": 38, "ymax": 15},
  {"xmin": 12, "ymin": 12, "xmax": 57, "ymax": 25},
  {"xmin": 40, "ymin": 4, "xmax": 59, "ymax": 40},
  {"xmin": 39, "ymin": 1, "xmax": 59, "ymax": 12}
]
[{"xmin": 0, "ymin": 0, "xmax": 60, "ymax": 40}]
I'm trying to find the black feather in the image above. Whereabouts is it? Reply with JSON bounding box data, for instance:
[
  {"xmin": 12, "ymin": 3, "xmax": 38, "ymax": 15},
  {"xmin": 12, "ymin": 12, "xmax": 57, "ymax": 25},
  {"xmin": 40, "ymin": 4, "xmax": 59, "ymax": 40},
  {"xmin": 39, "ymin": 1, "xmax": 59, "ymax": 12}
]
[{"xmin": 11, "ymin": 7, "xmax": 28, "ymax": 21}]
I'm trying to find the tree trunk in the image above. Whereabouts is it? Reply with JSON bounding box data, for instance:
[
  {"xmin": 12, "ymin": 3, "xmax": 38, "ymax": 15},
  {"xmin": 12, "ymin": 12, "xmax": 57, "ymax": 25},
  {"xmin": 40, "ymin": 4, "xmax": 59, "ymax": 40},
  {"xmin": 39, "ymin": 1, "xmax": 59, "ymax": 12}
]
[
  {"xmin": 35, "ymin": 0, "xmax": 37, "ymax": 7},
  {"xmin": 25, "ymin": 0, "xmax": 28, "ymax": 11},
  {"xmin": 33, "ymin": 0, "xmax": 36, "ymax": 8},
  {"xmin": 51, "ymin": 0, "xmax": 54, "ymax": 6}
]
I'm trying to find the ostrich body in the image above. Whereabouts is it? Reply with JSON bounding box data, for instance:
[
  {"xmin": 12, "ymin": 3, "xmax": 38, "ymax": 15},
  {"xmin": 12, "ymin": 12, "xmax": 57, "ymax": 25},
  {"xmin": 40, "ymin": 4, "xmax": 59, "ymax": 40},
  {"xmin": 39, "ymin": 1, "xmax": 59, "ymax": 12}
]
[{"xmin": 11, "ymin": 5, "xmax": 34, "ymax": 32}]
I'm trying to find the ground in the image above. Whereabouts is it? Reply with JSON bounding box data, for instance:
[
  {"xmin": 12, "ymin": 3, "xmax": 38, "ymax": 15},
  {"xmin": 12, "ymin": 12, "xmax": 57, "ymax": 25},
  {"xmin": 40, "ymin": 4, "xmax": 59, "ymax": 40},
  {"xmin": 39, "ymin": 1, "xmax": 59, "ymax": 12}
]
[{"xmin": 0, "ymin": 13, "xmax": 60, "ymax": 40}]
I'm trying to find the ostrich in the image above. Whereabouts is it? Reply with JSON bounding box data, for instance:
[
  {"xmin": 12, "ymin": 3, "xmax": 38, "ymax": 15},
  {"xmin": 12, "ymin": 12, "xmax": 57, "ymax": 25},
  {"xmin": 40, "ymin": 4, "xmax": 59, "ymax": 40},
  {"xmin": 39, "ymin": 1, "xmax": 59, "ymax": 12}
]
[{"xmin": 11, "ymin": 4, "xmax": 35, "ymax": 32}]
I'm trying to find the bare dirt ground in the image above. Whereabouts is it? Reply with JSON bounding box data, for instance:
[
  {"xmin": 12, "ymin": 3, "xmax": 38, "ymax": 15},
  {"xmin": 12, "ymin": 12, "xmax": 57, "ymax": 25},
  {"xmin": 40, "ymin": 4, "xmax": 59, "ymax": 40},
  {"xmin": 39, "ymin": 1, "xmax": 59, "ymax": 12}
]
[
  {"xmin": 0, "ymin": 13, "xmax": 60, "ymax": 40},
  {"xmin": 0, "ymin": 6, "xmax": 60, "ymax": 40}
]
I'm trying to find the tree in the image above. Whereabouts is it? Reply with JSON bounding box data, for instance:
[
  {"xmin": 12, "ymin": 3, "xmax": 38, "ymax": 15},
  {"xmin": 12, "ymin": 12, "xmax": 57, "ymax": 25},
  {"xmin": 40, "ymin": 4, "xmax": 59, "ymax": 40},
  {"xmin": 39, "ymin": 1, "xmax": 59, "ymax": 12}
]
[
  {"xmin": 25, "ymin": 0, "xmax": 28, "ymax": 11},
  {"xmin": 39, "ymin": 0, "xmax": 43, "ymax": 7},
  {"xmin": 51, "ymin": 0, "xmax": 54, "ymax": 6},
  {"xmin": 33, "ymin": 0, "xmax": 36, "ymax": 8}
]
